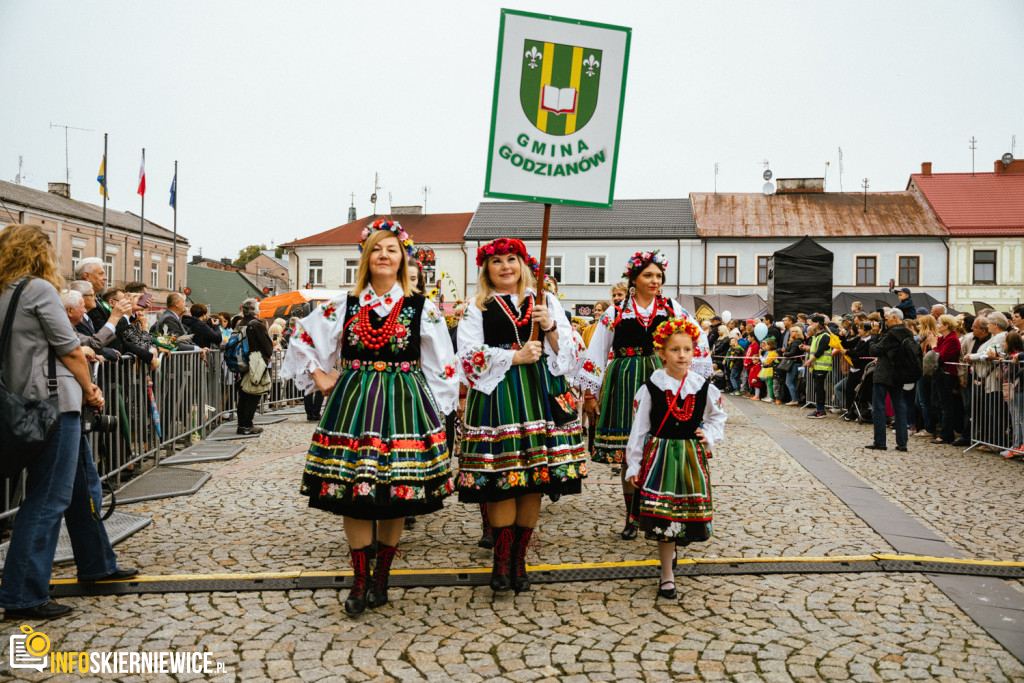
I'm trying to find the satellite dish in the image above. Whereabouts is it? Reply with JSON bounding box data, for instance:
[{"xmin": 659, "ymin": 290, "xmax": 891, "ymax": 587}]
[
  {"xmin": 1002, "ymin": 152, "xmax": 1014, "ymax": 166},
  {"xmin": 370, "ymin": 192, "xmax": 377, "ymax": 203},
  {"xmin": 763, "ymin": 169, "xmax": 773, "ymax": 181},
  {"xmin": 763, "ymin": 182, "xmax": 776, "ymax": 196}
]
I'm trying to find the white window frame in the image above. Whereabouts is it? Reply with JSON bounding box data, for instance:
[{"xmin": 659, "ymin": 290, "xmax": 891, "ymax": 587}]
[
  {"xmin": 587, "ymin": 254, "xmax": 606, "ymax": 285},
  {"xmin": 167, "ymin": 265, "xmax": 174, "ymax": 290},
  {"xmin": 71, "ymin": 248, "xmax": 83, "ymax": 275},
  {"xmin": 103, "ymin": 254, "xmax": 115, "ymax": 282},
  {"xmin": 150, "ymin": 261, "xmax": 159, "ymax": 288},
  {"xmin": 855, "ymin": 254, "xmax": 878, "ymax": 287},
  {"xmin": 343, "ymin": 259, "xmax": 359, "ymax": 286},
  {"xmin": 308, "ymin": 259, "xmax": 324, "ymax": 287},
  {"xmin": 546, "ymin": 255, "xmax": 563, "ymax": 283}
]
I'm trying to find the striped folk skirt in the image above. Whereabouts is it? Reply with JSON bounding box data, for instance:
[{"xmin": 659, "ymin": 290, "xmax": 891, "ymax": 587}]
[
  {"xmin": 458, "ymin": 361, "xmax": 586, "ymax": 503},
  {"xmin": 629, "ymin": 436, "xmax": 713, "ymax": 545},
  {"xmin": 592, "ymin": 354, "xmax": 663, "ymax": 463},
  {"xmin": 301, "ymin": 365, "xmax": 454, "ymax": 520}
]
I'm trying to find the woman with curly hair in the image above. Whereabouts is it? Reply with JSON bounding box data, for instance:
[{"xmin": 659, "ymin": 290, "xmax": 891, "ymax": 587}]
[
  {"xmin": 281, "ymin": 220, "xmax": 458, "ymax": 616},
  {"xmin": 579, "ymin": 251, "xmax": 711, "ymax": 540},
  {"xmin": 456, "ymin": 238, "xmax": 586, "ymax": 594}
]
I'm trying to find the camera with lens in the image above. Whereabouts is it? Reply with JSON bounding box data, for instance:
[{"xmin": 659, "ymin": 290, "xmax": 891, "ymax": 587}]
[{"xmin": 82, "ymin": 408, "xmax": 118, "ymax": 434}]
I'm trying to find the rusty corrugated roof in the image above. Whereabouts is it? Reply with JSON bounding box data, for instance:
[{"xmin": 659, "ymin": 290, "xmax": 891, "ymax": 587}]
[
  {"xmin": 690, "ymin": 191, "xmax": 947, "ymax": 238},
  {"xmin": 281, "ymin": 212, "xmax": 473, "ymax": 247}
]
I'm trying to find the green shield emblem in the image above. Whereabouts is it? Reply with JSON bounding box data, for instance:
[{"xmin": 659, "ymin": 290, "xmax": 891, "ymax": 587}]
[{"xmin": 520, "ymin": 39, "xmax": 602, "ymax": 136}]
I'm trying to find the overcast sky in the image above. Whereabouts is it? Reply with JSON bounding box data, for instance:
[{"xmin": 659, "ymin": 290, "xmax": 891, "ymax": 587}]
[{"xmin": 1, "ymin": 0, "xmax": 1020, "ymax": 260}]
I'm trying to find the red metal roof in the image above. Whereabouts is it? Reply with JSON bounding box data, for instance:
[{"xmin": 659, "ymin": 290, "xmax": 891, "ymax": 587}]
[
  {"xmin": 907, "ymin": 171, "xmax": 1024, "ymax": 236},
  {"xmin": 281, "ymin": 212, "xmax": 473, "ymax": 247},
  {"xmin": 689, "ymin": 191, "xmax": 946, "ymax": 238}
]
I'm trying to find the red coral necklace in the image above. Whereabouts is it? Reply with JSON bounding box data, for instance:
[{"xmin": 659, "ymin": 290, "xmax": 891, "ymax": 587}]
[
  {"xmin": 632, "ymin": 296, "xmax": 660, "ymax": 330},
  {"xmin": 354, "ymin": 297, "xmax": 406, "ymax": 350},
  {"xmin": 666, "ymin": 390, "xmax": 696, "ymax": 422},
  {"xmin": 495, "ymin": 293, "xmax": 533, "ymax": 349}
]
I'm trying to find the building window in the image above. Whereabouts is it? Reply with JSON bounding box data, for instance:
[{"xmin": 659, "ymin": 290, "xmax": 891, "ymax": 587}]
[
  {"xmin": 587, "ymin": 255, "xmax": 606, "ymax": 284},
  {"xmin": 133, "ymin": 259, "xmax": 141, "ymax": 282},
  {"xmin": 717, "ymin": 256, "xmax": 736, "ymax": 285},
  {"xmin": 151, "ymin": 262, "xmax": 159, "ymax": 288},
  {"xmin": 167, "ymin": 266, "xmax": 174, "ymax": 290},
  {"xmin": 546, "ymin": 255, "xmax": 563, "ymax": 283},
  {"xmin": 420, "ymin": 265, "xmax": 436, "ymax": 287},
  {"xmin": 71, "ymin": 248, "xmax": 82, "ymax": 275},
  {"xmin": 757, "ymin": 256, "xmax": 769, "ymax": 285},
  {"xmin": 343, "ymin": 259, "xmax": 359, "ymax": 286},
  {"xmin": 856, "ymin": 256, "xmax": 876, "ymax": 286},
  {"xmin": 898, "ymin": 256, "xmax": 920, "ymax": 286},
  {"xmin": 973, "ymin": 250, "xmax": 996, "ymax": 284},
  {"xmin": 103, "ymin": 254, "xmax": 114, "ymax": 282},
  {"xmin": 308, "ymin": 259, "xmax": 323, "ymax": 287}
]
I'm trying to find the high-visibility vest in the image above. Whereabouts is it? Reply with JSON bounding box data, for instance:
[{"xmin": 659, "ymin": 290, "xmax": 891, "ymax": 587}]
[{"xmin": 810, "ymin": 332, "xmax": 833, "ymax": 372}]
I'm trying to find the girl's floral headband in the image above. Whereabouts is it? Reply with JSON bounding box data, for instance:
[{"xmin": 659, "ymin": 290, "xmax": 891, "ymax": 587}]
[
  {"xmin": 652, "ymin": 317, "xmax": 705, "ymax": 355},
  {"xmin": 622, "ymin": 249, "xmax": 669, "ymax": 281},
  {"xmin": 358, "ymin": 219, "xmax": 415, "ymax": 259},
  {"xmin": 476, "ymin": 238, "xmax": 540, "ymax": 277}
]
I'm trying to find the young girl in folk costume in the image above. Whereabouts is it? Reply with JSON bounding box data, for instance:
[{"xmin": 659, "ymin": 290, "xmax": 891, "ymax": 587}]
[
  {"xmin": 626, "ymin": 318, "xmax": 726, "ymax": 599},
  {"xmin": 457, "ymin": 238, "xmax": 586, "ymax": 593},
  {"xmin": 580, "ymin": 250, "xmax": 711, "ymax": 540},
  {"xmin": 281, "ymin": 220, "xmax": 458, "ymax": 615}
]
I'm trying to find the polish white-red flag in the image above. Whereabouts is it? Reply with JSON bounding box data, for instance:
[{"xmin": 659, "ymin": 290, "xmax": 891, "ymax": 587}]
[{"xmin": 137, "ymin": 152, "xmax": 146, "ymax": 196}]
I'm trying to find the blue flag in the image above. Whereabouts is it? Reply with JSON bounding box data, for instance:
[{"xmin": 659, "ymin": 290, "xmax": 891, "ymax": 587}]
[{"xmin": 169, "ymin": 174, "xmax": 176, "ymax": 209}]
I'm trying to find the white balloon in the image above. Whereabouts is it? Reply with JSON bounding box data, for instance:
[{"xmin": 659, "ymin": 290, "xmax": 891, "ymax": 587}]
[{"xmin": 721, "ymin": 310, "xmax": 732, "ymax": 323}]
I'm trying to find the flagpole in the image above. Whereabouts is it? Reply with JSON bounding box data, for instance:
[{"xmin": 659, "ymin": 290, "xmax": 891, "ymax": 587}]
[
  {"xmin": 172, "ymin": 160, "xmax": 178, "ymax": 291},
  {"xmin": 140, "ymin": 148, "xmax": 146, "ymax": 280},
  {"xmin": 101, "ymin": 133, "xmax": 108, "ymax": 258}
]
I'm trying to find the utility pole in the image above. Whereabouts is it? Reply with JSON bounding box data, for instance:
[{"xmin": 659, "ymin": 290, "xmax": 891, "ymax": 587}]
[
  {"xmin": 50, "ymin": 122, "xmax": 94, "ymax": 184},
  {"xmin": 969, "ymin": 136, "xmax": 978, "ymax": 176},
  {"xmin": 861, "ymin": 177, "xmax": 869, "ymax": 212},
  {"xmin": 714, "ymin": 163, "xmax": 719, "ymax": 195},
  {"xmin": 838, "ymin": 147, "xmax": 844, "ymax": 192},
  {"xmin": 422, "ymin": 185, "xmax": 430, "ymax": 214}
]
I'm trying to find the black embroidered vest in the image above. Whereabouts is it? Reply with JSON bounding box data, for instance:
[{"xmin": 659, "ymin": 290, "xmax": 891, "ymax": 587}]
[
  {"xmin": 610, "ymin": 298, "xmax": 672, "ymax": 356},
  {"xmin": 645, "ymin": 376, "xmax": 711, "ymax": 439},
  {"xmin": 342, "ymin": 293, "xmax": 425, "ymax": 361},
  {"xmin": 481, "ymin": 294, "xmax": 535, "ymax": 349}
]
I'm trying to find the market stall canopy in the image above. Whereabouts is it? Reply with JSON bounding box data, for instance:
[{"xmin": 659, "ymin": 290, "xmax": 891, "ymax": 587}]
[{"xmin": 259, "ymin": 289, "xmax": 347, "ymax": 320}]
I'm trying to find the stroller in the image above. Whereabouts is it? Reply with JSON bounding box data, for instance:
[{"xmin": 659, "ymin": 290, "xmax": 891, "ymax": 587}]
[{"xmin": 848, "ymin": 360, "xmax": 876, "ymax": 423}]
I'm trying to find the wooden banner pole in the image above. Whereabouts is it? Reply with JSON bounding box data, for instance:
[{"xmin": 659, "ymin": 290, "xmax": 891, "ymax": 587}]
[{"xmin": 530, "ymin": 202, "xmax": 552, "ymax": 341}]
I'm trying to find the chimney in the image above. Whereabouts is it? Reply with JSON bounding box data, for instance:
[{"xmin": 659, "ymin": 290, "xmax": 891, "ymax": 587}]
[
  {"xmin": 221, "ymin": 258, "xmax": 233, "ymax": 266},
  {"xmin": 994, "ymin": 158, "xmax": 1024, "ymax": 174},
  {"xmin": 47, "ymin": 182, "xmax": 70, "ymax": 198},
  {"xmin": 775, "ymin": 178, "xmax": 824, "ymax": 194},
  {"xmin": 391, "ymin": 205, "xmax": 423, "ymax": 215},
  {"xmin": 921, "ymin": 162, "xmax": 932, "ymax": 176}
]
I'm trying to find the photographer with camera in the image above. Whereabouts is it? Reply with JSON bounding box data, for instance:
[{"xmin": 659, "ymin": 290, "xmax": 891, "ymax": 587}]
[{"xmin": 0, "ymin": 224, "xmax": 136, "ymax": 621}]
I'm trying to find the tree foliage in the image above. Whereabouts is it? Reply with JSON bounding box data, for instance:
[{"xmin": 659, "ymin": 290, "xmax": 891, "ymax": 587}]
[{"xmin": 235, "ymin": 244, "xmax": 267, "ymax": 267}]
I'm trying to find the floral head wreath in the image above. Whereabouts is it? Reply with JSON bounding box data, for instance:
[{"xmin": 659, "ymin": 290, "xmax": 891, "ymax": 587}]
[
  {"xmin": 652, "ymin": 317, "xmax": 705, "ymax": 355},
  {"xmin": 476, "ymin": 238, "xmax": 540, "ymax": 277},
  {"xmin": 622, "ymin": 249, "xmax": 669, "ymax": 282},
  {"xmin": 358, "ymin": 219, "xmax": 415, "ymax": 259}
]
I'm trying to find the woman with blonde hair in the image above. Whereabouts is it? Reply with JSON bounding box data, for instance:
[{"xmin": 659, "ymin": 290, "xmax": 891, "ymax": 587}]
[
  {"xmin": 0, "ymin": 224, "xmax": 136, "ymax": 621},
  {"xmin": 456, "ymin": 238, "xmax": 586, "ymax": 593},
  {"xmin": 282, "ymin": 219, "xmax": 458, "ymax": 615},
  {"xmin": 913, "ymin": 314, "xmax": 939, "ymax": 438}
]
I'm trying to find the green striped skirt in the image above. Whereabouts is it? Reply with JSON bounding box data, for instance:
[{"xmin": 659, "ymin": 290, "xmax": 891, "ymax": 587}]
[
  {"xmin": 629, "ymin": 436, "xmax": 713, "ymax": 545},
  {"xmin": 458, "ymin": 361, "xmax": 586, "ymax": 503},
  {"xmin": 301, "ymin": 364, "xmax": 454, "ymax": 520},
  {"xmin": 593, "ymin": 354, "xmax": 662, "ymax": 463}
]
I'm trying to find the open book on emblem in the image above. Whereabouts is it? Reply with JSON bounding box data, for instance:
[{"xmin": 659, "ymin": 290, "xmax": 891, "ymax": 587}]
[{"xmin": 540, "ymin": 85, "xmax": 578, "ymax": 115}]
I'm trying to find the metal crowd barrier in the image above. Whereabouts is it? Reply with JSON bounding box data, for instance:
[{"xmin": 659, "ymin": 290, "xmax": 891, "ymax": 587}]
[
  {"xmin": 1, "ymin": 347, "xmax": 303, "ymax": 523},
  {"xmin": 969, "ymin": 358, "xmax": 1023, "ymax": 455},
  {"xmin": 803, "ymin": 354, "xmax": 841, "ymax": 410}
]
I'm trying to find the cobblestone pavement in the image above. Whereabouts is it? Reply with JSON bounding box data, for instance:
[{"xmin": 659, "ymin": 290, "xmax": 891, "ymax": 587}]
[{"xmin": 3, "ymin": 398, "xmax": 1024, "ymax": 682}]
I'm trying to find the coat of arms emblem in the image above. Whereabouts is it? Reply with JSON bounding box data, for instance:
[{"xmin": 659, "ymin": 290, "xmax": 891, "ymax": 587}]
[{"xmin": 520, "ymin": 39, "xmax": 602, "ymax": 136}]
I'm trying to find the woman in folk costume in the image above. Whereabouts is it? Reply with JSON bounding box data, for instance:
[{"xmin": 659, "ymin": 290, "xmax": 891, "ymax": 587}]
[
  {"xmin": 457, "ymin": 238, "xmax": 586, "ymax": 593},
  {"xmin": 626, "ymin": 318, "xmax": 726, "ymax": 598},
  {"xmin": 281, "ymin": 220, "xmax": 458, "ymax": 615},
  {"xmin": 580, "ymin": 250, "xmax": 712, "ymax": 540}
]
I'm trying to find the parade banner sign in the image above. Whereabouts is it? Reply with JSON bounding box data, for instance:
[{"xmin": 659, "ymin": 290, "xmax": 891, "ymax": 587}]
[{"xmin": 484, "ymin": 9, "xmax": 631, "ymax": 208}]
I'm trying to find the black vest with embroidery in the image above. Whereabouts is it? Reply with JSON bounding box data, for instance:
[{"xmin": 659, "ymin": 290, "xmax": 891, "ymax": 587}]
[
  {"xmin": 645, "ymin": 377, "xmax": 711, "ymax": 439},
  {"xmin": 342, "ymin": 293, "xmax": 425, "ymax": 361},
  {"xmin": 610, "ymin": 298, "xmax": 672, "ymax": 357},
  {"xmin": 481, "ymin": 294, "xmax": 535, "ymax": 349}
]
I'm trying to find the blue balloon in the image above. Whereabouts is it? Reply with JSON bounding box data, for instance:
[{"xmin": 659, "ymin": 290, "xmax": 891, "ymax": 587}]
[{"xmin": 754, "ymin": 322, "xmax": 768, "ymax": 341}]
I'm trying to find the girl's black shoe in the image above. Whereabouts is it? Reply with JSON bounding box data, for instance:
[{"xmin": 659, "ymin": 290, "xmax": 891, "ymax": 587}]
[{"xmin": 657, "ymin": 580, "xmax": 677, "ymax": 599}]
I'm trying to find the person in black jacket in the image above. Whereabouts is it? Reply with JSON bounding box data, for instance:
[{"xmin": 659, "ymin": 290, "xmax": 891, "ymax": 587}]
[
  {"xmin": 866, "ymin": 309, "xmax": 912, "ymax": 451},
  {"xmin": 894, "ymin": 288, "xmax": 917, "ymax": 322},
  {"xmin": 236, "ymin": 298, "xmax": 273, "ymax": 435},
  {"xmin": 181, "ymin": 303, "xmax": 222, "ymax": 349}
]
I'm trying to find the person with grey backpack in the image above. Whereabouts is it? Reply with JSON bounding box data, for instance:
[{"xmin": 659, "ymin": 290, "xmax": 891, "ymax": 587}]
[{"xmin": 234, "ymin": 299, "xmax": 274, "ymax": 435}]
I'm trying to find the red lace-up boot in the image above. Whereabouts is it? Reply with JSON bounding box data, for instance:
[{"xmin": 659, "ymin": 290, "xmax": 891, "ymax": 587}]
[
  {"xmin": 366, "ymin": 544, "xmax": 400, "ymax": 608},
  {"xmin": 490, "ymin": 526, "xmax": 514, "ymax": 592},
  {"xmin": 344, "ymin": 546, "xmax": 372, "ymax": 615}
]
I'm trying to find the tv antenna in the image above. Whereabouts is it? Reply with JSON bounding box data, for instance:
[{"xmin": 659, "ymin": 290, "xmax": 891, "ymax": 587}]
[
  {"xmin": 824, "ymin": 161, "xmax": 830, "ymax": 191},
  {"xmin": 422, "ymin": 185, "xmax": 430, "ymax": 213},
  {"xmin": 369, "ymin": 172, "xmax": 380, "ymax": 214},
  {"xmin": 861, "ymin": 177, "xmax": 869, "ymax": 212},
  {"xmin": 969, "ymin": 136, "xmax": 978, "ymax": 176},
  {"xmin": 50, "ymin": 122, "xmax": 94, "ymax": 184},
  {"xmin": 14, "ymin": 155, "xmax": 29, "ymax": 185},
  {"xmin": 838, "ymin": 147, "xmax": 844, "ymax": 192},
  {"xmin": 714, "ymin": 162, "xmax": 719, "ymax": 195},
  {"xmin": 1013, "ymin": 134, "xmax": 1017, "ymax": 157}
]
